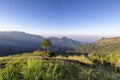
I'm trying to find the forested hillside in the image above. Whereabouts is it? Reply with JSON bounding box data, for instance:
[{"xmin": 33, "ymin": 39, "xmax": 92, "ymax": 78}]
[
  {"xmin": 74, "ymin": 37, "xmax": 120, "ymax": 53},
  {"xmin": 74, "ymin": 37, "xmax": 120, "ymax": 67},
  {"xmin": 74, "ymin": 43, "xmax": 120, "ymax": 54},
  {"xmin": 96, "ymin": 37, "xmax": 120, "ymax": 44},
  {"xmin": 0, "ymin": 31, "xmax": 83, "ymax": 56}
]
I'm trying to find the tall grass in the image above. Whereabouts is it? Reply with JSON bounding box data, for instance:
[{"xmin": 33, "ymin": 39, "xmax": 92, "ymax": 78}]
[
  {"xmin": 0, "ymin": 54, "xmax": 120, "ymax": 80},
  {"xmin": 0, "ymin": 59, "xmax": 80, "ymax": 80},
  {"xmin": 0, "ymin": 55, "xmax": 120, "ymax": 80},
  {"xmin": 67, "ymin": 55, "xmax": 93, "ymax": 64},
  {"xmin": 55, "ymin": 55, "xmax": 92, "ymax": 64}
]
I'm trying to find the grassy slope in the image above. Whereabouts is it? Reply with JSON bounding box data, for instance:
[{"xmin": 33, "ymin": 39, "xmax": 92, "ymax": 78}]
[{"xmin": 0, "ymin": 51, "xmax": 120, "ymax": 80}]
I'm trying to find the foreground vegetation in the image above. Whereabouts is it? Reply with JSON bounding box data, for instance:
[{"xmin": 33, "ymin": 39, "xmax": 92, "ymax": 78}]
[
  {"xmin": 0, "ymin": 59, "xmax": 80, "ymax": 80},
  {"xmin": 0, "ymin": 51, "xmax": 120, "ymax": 80},
  {"xmin": 0, "ymin": 59, "xmax": 120, "ymax": 80}
]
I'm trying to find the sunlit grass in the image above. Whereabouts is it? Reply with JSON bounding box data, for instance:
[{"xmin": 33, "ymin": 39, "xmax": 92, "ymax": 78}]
[
  {"xmin": 0, "ymin": 51, "xmax": 120, "ymax": 80},
  {"xmin": 0, "ymin": 59, "xmax": 80, "ymax": 80},
  {"xmin": 55, "ymin": 55, "xmax": 92, "ymax": 64}
]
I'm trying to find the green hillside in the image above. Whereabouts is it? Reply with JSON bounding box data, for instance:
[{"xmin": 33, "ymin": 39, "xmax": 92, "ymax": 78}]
[
  {"xmin": 0, "ymin": 37, "xmax": 120, "ymax": 80},
  {"xmin": 74, "ymin": 43, "xmax": 120, "ymax": 53},
  {"xmin": 0, "ymin": 50, "xmax": 120, "ymax": 80},
  {"xmin": 96, "ymin": 37, "xmax": 120, "ymax": 44},
  {"xmin": 74, "ymin": 37, "xmax": 120, "ymax": 67},
  {"xmin": 74, "ymin": 37, "xmax": 120, "ymax": 55}
]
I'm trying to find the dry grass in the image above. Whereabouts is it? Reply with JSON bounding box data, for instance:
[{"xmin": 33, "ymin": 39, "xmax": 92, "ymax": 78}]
[
  {"xmin": 33, "ymin": 50, "xmax": 46, "ymax": 54},
  {"xmin": 116, "ymin": 58, "xmax": 120, "ymax": 67},
  {"xmin": 55, "ymin": 55, "xmax": 93, "ymax": 65},
  {"xmin": 67, "ymin": 55, "xmax": 93, "ymax": 64}
]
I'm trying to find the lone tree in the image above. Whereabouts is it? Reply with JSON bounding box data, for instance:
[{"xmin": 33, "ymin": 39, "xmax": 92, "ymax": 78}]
[{"xmin": 41, "ymin": 39, "xmax": 52, "ymax": 53}]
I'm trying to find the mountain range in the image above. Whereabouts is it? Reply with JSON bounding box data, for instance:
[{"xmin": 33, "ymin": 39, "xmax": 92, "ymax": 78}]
[{"xmin": 0, "ymin": 31, "xmax": 83, "ymax": 56}]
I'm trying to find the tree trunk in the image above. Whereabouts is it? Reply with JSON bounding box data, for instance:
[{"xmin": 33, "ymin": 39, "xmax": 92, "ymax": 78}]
[{"xmin": 47, "ymin": 47, "xmax": 49, "ymax": 54}]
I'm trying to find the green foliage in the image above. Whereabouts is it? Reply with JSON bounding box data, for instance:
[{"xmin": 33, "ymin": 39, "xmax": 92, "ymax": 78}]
[
  {"xmin": 41, "ymin": 39, "xmax": 52, "ymax": 48},
  {"xmin": 74, "ymin": 43, "xmax": 120, "ymax": 53},
  {"xmin": 0, "ymin": 59, "xmax": 80, "ymax": 80},
  {"xmin": 41, "ymin": 39, "xmax": 52, "ymax": 53},
  {"xmin": 0, "ymin": 69, "xmax": 2, "ymax": 80},
  {"xmin": 0, "ymin": 57, "xmax": 120, "ymax": 80},
  {"xmin": 79, "ymin": 69, "xmax": 106, "ymax": 80},
  {"xmin": 1, "ymin": 60, "xmax": 24, "ymax": 80},
  {"xmin": 74, "ymin": 43, "xmax": 120, "ymax": 66}
]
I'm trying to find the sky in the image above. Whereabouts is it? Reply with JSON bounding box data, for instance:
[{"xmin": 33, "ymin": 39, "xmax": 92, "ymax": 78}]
[{"xmin": 0, "ymin": 0, "xmax": 120, "ymax": 41}]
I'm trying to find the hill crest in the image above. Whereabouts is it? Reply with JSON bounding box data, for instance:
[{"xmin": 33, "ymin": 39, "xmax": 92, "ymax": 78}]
[{"xmin": 96, "ymin": 37, "xmax": 120, "ymax": 44}]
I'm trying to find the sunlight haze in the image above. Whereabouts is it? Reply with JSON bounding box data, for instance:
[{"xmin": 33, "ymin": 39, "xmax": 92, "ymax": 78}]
[{"xmin": 0, "ymin": 0, "xmax": 120, "ymax": 41}]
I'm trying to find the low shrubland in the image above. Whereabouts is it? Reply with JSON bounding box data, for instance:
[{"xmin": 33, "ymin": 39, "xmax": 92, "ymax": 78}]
[
  {"xmin": 0, "ymin": 59, "xmax": 80, "ymax": 80},
  {"xmin": 0, "ymin": 56, "xmax": 119, "ymax": 80},
  {"xmin": 0, "ymin": 49, "xmax": 120, "ymax": 80}
]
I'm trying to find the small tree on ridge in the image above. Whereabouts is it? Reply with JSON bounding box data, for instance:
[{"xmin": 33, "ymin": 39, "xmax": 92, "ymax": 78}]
[{"xmin": 41, "ymin": 39, "xmax": 52, "ymax": 53}]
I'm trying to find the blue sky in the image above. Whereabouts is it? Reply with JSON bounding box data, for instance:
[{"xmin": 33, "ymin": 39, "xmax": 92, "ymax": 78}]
[{"xmin": 0, "ymin": 0, "xmax": 120, "ymax": 39}]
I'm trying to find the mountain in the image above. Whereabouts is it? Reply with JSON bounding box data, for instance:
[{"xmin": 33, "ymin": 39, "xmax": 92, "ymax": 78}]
[
  {"xmin": 74, "ymin": 37, "xmax": 120, "ymax": 54},
  {"xmin": 96, "ymin": 37, "xmax": 120, "ymax": 44},
  {"xmin": 49, "ymin": 37, "xmax": 83, "ymax": 47},
  {"xmin": 0, "ymin": 31, "xmax": 83, "ymax": 56}
]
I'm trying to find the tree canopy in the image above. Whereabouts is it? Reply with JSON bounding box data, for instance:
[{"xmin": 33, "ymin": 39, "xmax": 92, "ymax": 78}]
[{"xmin": 41, "ymin": 39, "xmax": 52, "ymax": 53}]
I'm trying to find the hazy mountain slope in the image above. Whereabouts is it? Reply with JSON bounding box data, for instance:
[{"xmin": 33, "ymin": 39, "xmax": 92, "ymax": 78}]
[
  {"xmin": 96, "ymin": 37, "xmax": 120, "ymax": 44},
  {"xmin": 49, "ymin": 37, "xmax": 83, "ymax": 47},
  {"xmin": 0, "ymin": 31, "xmax": 82, "ymax": 56},
  {"xmin": 74, "ymin": 37, "xmax": 120, "ymax": 54}
]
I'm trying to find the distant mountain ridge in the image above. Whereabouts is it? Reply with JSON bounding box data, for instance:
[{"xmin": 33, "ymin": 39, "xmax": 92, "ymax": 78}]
[
  {"xmin": 74, "ymin": 37, "xmax": 120, "ymax": 54},
  {"xmin": 96, "ymin": 37, "xmax": 120, "ymax": 44},
  {"xmin": 49, "ymin": 37, "xmax": 83, "ymax": 47},
  {"xmin": 0, "ymin": 31, "xmax": 83, "ymax": 56}
]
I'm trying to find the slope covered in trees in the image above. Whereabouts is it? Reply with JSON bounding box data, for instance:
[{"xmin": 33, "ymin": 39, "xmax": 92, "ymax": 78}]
[
  {"xmin": 74, "ymin": 37, "xmax": 120, "ymax": 53},
  {"xmin": 74, "ymin": 37, "xmax": 120, "ymax": 67},
  {"xmin": 0, "ymin": 31, "xmax": 83, "ymax": 56},
  {"xmin": 74, "ymin": 43, "xmax": 120, "ymax": 54},
  {"xmin": 96, "ymin": 37, "xmax": 120, "ymax": 44}
]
